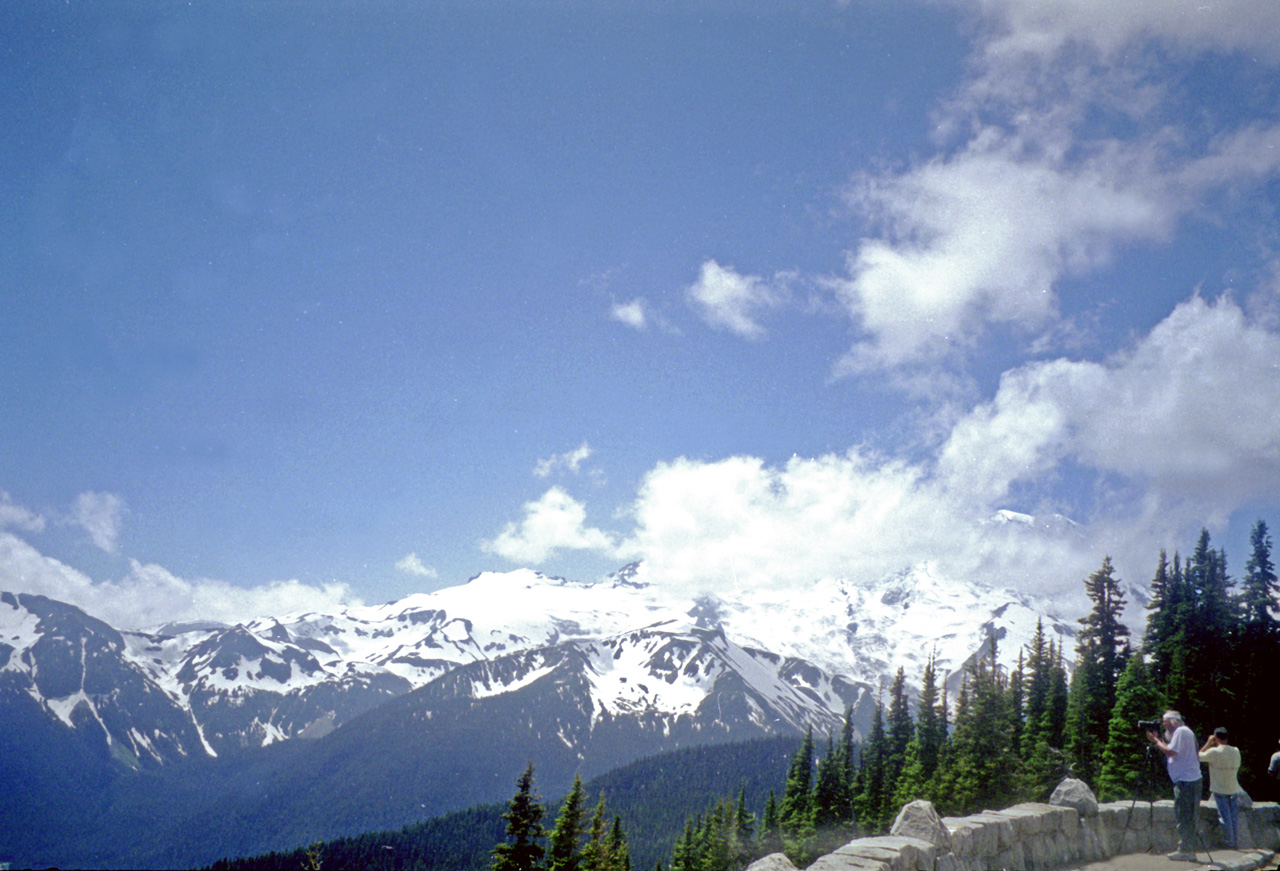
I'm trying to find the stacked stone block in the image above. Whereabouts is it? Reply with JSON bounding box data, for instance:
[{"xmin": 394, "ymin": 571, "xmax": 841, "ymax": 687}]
[{"xmin": 746, "ymin": 781, "xmax": 1280, "ymax": 871}]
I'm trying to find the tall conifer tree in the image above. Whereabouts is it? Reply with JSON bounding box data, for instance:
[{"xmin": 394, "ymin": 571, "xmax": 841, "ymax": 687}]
[
  {"xmin": 779, "ymin": 728, "xmax": 816, "ymax": 863},
  {"xmin": 1242, "ymin": 520, "xmax": 1278, "ymax": 634},
  {"xmin": 493, "ymin": 763, "xmax": 547, "ymax": 871},
  {"xmin": 885, "ymin": 668, "xmax": 914, "ymax": 800},
  {"xmin": 1235, "ymin": 520, "xmax": 1280, "ymax": 780},
  {"xmin": 548, "ymin": 775, "xmax": 588, "ymax": 871},
  {"xmin": 853, "ymin": 701, "xmax": 888, "ymax": 831},
  {"xmin": 1096, "ymin": 653, "xmax": 1163, "ymax": 801},
  {"xmin": 757, "ymin": 792, "xmax": 782, "ymax": 857},
  {"xmin": 1065, "ymin": 557, "xmax": 1129, "ymax": 785},
  {"xmin": 604, "ymin": 817, "xmax": 630, "ymax": 871}
]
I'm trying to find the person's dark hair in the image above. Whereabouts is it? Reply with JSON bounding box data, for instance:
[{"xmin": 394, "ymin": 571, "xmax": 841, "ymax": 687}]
[{"xmin": 1214, "ymin": 727, "xmax": 1230, "ymax": 743}]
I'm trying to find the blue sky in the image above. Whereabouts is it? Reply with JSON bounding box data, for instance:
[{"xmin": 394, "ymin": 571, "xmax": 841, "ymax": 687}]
[{"xmin": 3, "ymin": 1, "xmax": 1280, "ymax": 629}]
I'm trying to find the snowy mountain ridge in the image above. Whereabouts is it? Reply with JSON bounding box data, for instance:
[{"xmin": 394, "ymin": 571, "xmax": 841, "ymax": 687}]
[{"xmin": 1, "ymin": 553, "xmax": 1082, "ymax": 768}]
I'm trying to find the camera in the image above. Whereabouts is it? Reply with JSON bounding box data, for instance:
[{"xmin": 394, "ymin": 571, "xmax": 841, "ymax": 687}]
[{"xmin": 1137, "ymin": 718, "xmax": 1162, "ymax": 734}]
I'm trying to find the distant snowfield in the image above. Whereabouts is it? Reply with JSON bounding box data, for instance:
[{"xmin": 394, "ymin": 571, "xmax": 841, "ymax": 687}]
[
  {"xmin": 221, "ymin": 561, "xmax": 1079, "ymax": 698},
  {"xmin": 2, "ymin": 553, "xmax": 1087, "ymax": 765}
]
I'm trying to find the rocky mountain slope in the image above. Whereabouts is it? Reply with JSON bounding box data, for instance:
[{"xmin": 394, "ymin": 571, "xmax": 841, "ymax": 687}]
[
  {"xmin": 0, "ymin": 556, "xmax": 1089, "ymax": 868},
  {"xmin": 2, "ymin": 561, "xmax": 1079, "ymax": 766}
]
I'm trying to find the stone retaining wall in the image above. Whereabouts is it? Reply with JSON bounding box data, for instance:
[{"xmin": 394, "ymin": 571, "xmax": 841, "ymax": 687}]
[{"xmin": 747, "ymin": 791, "xmax": 1280, "ymax": 871}]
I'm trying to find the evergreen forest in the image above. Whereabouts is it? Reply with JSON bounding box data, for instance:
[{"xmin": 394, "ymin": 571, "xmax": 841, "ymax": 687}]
[
  {"xmin": 661, "ymin": 521, "xmax": 1280, "ymax": 871},
  {"xmin": 211, "ymin": 522, "xmax": 1279, "ymax": 871}
]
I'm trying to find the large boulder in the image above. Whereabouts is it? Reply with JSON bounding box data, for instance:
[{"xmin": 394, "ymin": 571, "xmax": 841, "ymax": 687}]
[
  {"xmin": 890, "ymin": 800, "xmax": 951, "ymax": 850},
  {"xmin": 745, "ymin": 853, "xmax": 798, "ymax": 871},
  {"xmin": 1050, "ymin": 777, "xmax": 1099, "ymax": 818}
]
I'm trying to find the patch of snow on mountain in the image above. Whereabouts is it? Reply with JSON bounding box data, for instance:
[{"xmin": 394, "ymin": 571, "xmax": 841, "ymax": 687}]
[
  {"xmin": 584, "ymin": 624, "xmax": 720, "ymax": 719},
  {"xmin": 470, "ymin": 658, "xmax": 560, "ymax": 700},
  {"xmin": 0, "ymin": 598, "xmax": 44, "ymax": 666}
]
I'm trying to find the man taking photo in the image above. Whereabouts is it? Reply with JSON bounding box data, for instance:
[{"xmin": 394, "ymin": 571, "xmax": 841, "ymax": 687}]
[{"xmin": 1148, "ymin": 710, "xmax": 1201, "ymax": 862}]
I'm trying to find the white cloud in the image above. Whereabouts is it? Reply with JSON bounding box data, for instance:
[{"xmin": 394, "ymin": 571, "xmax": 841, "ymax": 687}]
[
  {"xmin": 610, "ymin": 451, "xmax": 1099, "ymax": 600},
  {"xmin": 534, "ymin": 442, "xmax": 594, "ymax": 479},
  {"xmin": 489, "ymin": 293, "xmax": 1280, "ymax": 604},
  {"xmin": 395, "ymin": 552, "xmax": 438, "ymax": 579},
  {"xmin": 970, "ymin": 0, "xmax": 1280, "ymax": 65},
  {"xmin": 832, "ymin": 0, "xmax": 1280, "ymax": 375},
  {"xmin": 0, "ymin": 531, "xmax": 359, "ymax": 630},
  {"xmin": 837, "ymin": 144, "xmax": 1171, "ymax": 372},
  {"xmin": 0, "ymin": 491, "xmax": 45, "ymax": 533},
  {"xmin": 937, "ymin": 292, "xmax": 1280, "ymax": 563},
  {"xmin": 686, "ymin": 260, "xmax": 782, "ymax": 339},
  {"xmin": 70, "ymin": 491, "xmax": 126, "ymax": 553},
  {"xmin": 482, "ymin": 487, "xmax": 623, "ymax": 565},
  {"xmin": 611, "ymin": 298, "xmax": 648, "ymax": 330}
]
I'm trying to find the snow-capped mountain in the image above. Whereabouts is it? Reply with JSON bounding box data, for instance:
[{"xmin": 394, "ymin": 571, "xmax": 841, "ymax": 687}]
[
  {"xmin": 0, "ymin": 591, "xmax": 208, "ymax": 767},
  {"xmin": 1, "ymin": 554, "xmax": 1091, "ymax": 869},
  {"xmin": 1, "ymin": 559, "xmax": 1079, "ymax": 769}
]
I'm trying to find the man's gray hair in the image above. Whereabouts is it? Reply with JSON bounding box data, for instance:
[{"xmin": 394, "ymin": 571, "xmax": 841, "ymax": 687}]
[{"xmin": 1163, "ymin": 710, "xmax": 1185, "ymax": 726}]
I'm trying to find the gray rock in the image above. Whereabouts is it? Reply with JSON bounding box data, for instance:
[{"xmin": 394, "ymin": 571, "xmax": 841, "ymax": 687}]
[
  {"xmin": 745, "ymin": 853, "xmax": 798, "ymax": 871},
  {"xmin": 806, "ymin": 852, "xmax": 890, "ymax": 871},
  {"xmin": 834, "ymin": 835, "xmax": 937, "ymax": 871},
  {"xmin": 890, "ymin": 800, "xmax": 952, "ymax": 850},
  {"xmin": 965, "ymin": 813, "xmax": 1018, "ymax": 850},
  {"xmin": 1049, "ymin": 777, "xmax": 1099, "ymax": 818}
]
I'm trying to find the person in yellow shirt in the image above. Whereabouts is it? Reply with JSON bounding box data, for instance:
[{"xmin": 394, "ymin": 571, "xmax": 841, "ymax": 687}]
[{"xmin": 1199, "ymin": 727, "xmax": 1242, "ymax": 849}]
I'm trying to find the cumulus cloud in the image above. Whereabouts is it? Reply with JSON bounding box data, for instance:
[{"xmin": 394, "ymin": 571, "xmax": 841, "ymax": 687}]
[
  {"xmin": 947, "ymin": 294, "xmax": 1280, "ymax": 499},
  {"xmin": 0, "ymin": 491, "xmax": 46, "ymax": 533},
  {"xmin": 482, "ymin": 487, "xmax": 623, "ymax": 565},
  {"xmin": 833, "ymin": 0, "xmax": 1280, "ymax": 374},
  {"xmin": 686, "ymin": 260, "xmax": 783, "ymax": 339},
  {"xmin": 837, "ymin": 145, "xmax": 1172, "ymax": 372},
  {"xmin": 395, "ymin": 552, "xmax": 438, "ymax": 579},
  {"xmin": 969, "ymin": 0, "xmax": 1280, "ymax": 66},
  {"xmin": 70, "ymin": 491, "xmax": 126, "ymax": 553},
  {"xmin": 0, "ymin": 531, "xmax": 359, "ymax": 629},
  {"xmin": 610, "ymin": 298, "xmax": 648, "ymax": 330},
  {"xmin": 482, "ymin": 293, "xmax": 1279, "ymax": 603},
  {"xmin": 609, "ymin": 451, "xmax": 1099, "ymax": 602},
  {"xmin": 936, "ymin": 292, "xmax": 1280, "ymax": 574},
  {"xmin": 534, "ymin": 442, "xmax": 594, "ymax": 479}
]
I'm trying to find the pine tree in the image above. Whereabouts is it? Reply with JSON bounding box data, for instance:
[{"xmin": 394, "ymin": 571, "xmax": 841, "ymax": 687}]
[
  {"xmin": 1242, "ymin": 520, "xmax": 1279, "ymax": 633},
  {"xmin": 580, "ymin": 796, "xmax": 608, "ymax": 871},
  {"xmin": 730, "ymin": 787, "xmax": 755, "ymax": 870},
  {"xmin": 935, "ymin": 671, "xmax": 973, "ymax": 813},
  {"xmin": 779, "ymin": 727, "xmax": 816, "ymax": 864},
  {"xmin": 812, "ymin": 736, "xmax": 844, "ymax": 828},
  {"xmin": 493, "ymin": 763, "xmax": 547, "ymax": 871},
  {"xmin": 756, "ymin": 791, "xmax": 782, "ymax": 857},
  {"xmin": 1176, "ymin": 530, "xmax": 1238, "ymax": 727},
  {"xmin": 670, "ymin": 819, "xmax": 696, "ymax": 871},
  {"xmin": 1020, "ymin": 620, "xmax": 1051, "ymax": 759},
  {"xmin": 812, "ymin": 728, "xmax": 855, "ymax": 854},
  {"xmin": 853, "ymin": 701, "xmax": 887, "ymax": 831},
  {"xmin": 934, "ymin": 639, "xmax": 1014, "ymax": 815},
  {"xmin": 1008, "ymin": 651, "xmax": 1025, "ymax": 760},
  {"xmin": 1096, "ymin": 652, "xmax": 1163, "ymax": 800},
  {"xmin": 1236, "ymin": 519, "xmax": 1280, "ymax": 776},
  {"xmin": 696, "ymin": 802, "xmax": 733, "ymax": 871},
  {"xmin": 1044, "ymin": 641, "xmax": 1069, "ymax": 749},
  {"xmin": 836, "ymin": 706, "xmax": 857, "ymax": 823},
  {"xmin": 1146, "ymin": 551, "xmax": 1194, "ymax": 706},
  {"xmin": 885, "ymin": 668, "xmax": 914, "ymax": 799},
  {"xmin": 548, "ymin": 775, "xmax": 587, "ymax": 871},
  {"xmin": 1065, "ymin": 557, "xmax": 1130, "ymax": 786},
  {"xmin": 1143, "ymin": 550, "xmax": 1174, "ymax": 679},
  {"xmin": 604, "ymin": 817, "xmax": 630, "ymax": 871},
  {"xmin": 892, "ymin": 653, "xmax": 945, "ymax": 808},
  {"xmin": 916, "ymin": 654, "xmax": 945, "ymax": 782}
]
